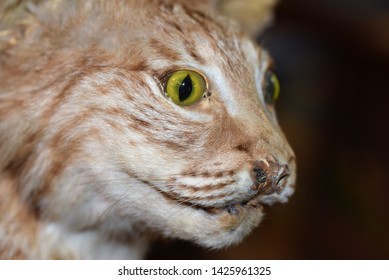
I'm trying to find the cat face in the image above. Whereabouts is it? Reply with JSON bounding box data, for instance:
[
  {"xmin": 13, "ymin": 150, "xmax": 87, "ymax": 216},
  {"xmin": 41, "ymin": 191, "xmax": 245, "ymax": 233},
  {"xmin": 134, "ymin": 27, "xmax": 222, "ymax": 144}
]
[
  {"xmin": 0, "ymin": 0, "xmax": 296, "ymax": 254},
  {"xmin": 63, "ymin": 2, "xmax": 295, "ymax": 248}
]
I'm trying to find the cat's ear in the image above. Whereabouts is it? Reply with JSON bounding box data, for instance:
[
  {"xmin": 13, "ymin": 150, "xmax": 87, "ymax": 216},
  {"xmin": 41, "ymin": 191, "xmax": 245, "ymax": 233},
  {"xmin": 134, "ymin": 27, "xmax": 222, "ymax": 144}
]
[
  {"xmin": 216, "ymin": 0, "xmax": 277, "ymax": 35},
  {"xmin": 187, "ymin": 0, "xmax": 277, "ymax": 36}
]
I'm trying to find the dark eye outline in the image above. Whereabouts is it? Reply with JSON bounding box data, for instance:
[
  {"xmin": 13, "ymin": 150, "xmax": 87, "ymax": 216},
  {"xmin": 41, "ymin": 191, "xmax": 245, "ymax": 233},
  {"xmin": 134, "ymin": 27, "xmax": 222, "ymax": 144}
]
[
  {"xmin": 263, "ymin": 69, "xmax": 280, "ymax": 105},
  {"xmin": 162, "ymin": 69, "xmax": 208, "ymax": 106}
]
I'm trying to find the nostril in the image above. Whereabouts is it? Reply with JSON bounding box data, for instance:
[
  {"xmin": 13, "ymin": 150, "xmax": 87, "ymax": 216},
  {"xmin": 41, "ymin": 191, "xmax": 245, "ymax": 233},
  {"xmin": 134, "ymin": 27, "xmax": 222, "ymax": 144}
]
[
  {"xmin": 253, "ymin": 166, "xmax": 267, "ymax": 184},
  {"xmin": 275, "ymin": 165, "xmax": 290, "ymax": 192},
  {"xmin": 251, "ymin": 160, "xmax": 269, "ymax": 189}
]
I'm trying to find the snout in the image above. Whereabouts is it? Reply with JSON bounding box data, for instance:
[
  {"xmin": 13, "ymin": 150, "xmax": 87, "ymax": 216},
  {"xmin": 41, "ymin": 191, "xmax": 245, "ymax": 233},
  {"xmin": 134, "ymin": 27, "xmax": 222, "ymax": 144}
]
[{"xmin": 218, "ymin": 157, "xmax": 294, "ymax": 217}]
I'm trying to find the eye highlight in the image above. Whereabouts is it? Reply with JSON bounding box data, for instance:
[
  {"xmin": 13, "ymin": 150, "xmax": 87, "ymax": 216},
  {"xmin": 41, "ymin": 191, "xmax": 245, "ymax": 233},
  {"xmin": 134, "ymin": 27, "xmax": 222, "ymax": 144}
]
[
  {"xmin": 164, "ymin": 70, "xmax": 207, "ymax": 106},
  {"xmin": 263, "ymin": 69, "xmax": 280, "ymax": 104}
]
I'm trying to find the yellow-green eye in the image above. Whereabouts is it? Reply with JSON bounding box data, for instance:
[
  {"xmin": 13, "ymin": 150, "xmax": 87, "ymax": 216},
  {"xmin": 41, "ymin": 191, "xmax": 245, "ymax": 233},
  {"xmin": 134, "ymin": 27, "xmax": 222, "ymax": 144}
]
[
  {"xmin": 165, "ymin": 70, "xmax": 207, "ymax": 106},
  {"xmin": 263, "ymin": 70, "xmax": 280, "ymax": 104}
]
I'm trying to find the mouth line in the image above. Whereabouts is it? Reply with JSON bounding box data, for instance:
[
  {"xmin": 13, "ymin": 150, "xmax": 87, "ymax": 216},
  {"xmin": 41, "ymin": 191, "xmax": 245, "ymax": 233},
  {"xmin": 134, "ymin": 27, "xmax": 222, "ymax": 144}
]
[
  {"xmin": 199, "ymin": 195, "xmax": 265, "ymax": 216},
  {"xmin": 159, "ymin": 189, "xmax": 265, "ymax": 215},
  {"xmin": 224, "ymin": 199, "xmax": 265, "ymax": 215},
  {"xmin": 157, "ymin": 186, "xmax": 272, "ymax": 216}
]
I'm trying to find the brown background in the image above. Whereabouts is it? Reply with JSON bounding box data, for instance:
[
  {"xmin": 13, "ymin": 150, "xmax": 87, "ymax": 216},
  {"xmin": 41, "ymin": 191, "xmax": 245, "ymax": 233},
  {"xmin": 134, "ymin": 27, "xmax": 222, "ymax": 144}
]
[{"xmin": 148, "ymin": 0, "xmax": 389, "ymax": 259}]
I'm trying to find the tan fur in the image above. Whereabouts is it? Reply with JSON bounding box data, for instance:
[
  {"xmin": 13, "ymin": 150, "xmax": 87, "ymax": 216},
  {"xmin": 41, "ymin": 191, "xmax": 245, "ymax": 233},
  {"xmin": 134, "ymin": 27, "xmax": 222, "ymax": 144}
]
[{"xmin": 0, "ymin": 0, "xmax": 295, "ymax": 259}]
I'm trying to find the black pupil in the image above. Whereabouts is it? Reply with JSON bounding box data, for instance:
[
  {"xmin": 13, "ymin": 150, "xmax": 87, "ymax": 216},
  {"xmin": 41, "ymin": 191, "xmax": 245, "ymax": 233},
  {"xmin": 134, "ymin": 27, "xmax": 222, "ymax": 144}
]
[
  {"xmin": 265, "ymin": 71, "xmax": 275, "ymax": 103},
  {"xmin": 179, "ymin": 74, "xmax": 193, "ymax": 102}
]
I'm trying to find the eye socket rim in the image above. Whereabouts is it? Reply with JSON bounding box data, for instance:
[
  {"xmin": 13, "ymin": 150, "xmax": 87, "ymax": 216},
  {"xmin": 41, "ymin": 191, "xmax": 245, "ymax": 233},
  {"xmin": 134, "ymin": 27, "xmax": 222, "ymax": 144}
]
[
  {"xmin": 263, "ymin": 69, "xmax": 280, "ymax": 105},
  {"xmin": 163, "ymin": 69, "xmax": 208, "ymax": 106}
]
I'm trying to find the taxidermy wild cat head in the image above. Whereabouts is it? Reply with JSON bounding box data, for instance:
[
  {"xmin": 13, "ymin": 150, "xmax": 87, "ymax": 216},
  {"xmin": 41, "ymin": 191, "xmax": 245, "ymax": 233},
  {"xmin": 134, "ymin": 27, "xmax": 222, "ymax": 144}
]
[{"xmin": 0, "ymin": 0, "xmax": 296, "ymax": 259}]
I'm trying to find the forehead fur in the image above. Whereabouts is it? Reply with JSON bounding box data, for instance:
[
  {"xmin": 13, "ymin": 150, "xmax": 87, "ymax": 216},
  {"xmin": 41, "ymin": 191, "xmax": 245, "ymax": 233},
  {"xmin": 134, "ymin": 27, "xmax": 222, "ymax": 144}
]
[
  {"xmin": 2, "ymin": 1, "xmax": 260, "ymax": 78},
  {"xmin": 6, "ymin": 1, "xmax": 239, "ymax": 47}
]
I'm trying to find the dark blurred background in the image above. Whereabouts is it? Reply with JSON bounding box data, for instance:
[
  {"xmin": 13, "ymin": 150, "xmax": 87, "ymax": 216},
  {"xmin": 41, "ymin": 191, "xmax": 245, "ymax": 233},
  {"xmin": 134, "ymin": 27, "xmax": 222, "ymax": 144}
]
[{"xmin": 148, "ymin": 0, "xmax": 389, "ymax": 259}]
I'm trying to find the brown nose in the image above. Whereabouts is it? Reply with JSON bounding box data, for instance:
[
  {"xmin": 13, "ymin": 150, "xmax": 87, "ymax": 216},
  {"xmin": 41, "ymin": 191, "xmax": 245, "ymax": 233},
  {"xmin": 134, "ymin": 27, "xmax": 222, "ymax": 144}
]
[{"xmin": 252, "ymin": 159, "xmax": 290, "ymax": 195}]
